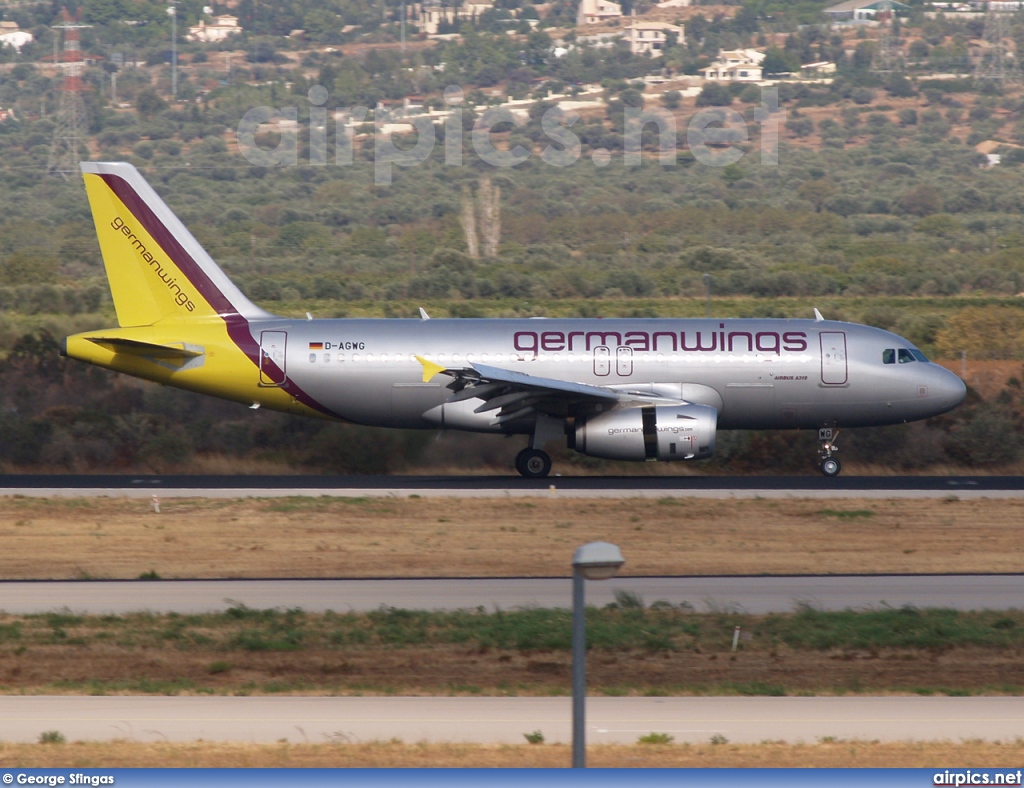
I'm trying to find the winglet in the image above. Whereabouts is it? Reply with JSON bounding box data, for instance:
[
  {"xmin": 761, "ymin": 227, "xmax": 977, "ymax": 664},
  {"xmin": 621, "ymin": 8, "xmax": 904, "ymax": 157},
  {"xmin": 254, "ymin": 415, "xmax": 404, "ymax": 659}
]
[
  {"xmin": 813, "ymin": 308, "xmax": 825, "ymax": 322},
  {"xmin": 419, "ymin": 307, "xmax": 431, "ymax": 321},
  {"xmin": 416, "ymin": 354, "xmax": 446, "ymax": 383}
]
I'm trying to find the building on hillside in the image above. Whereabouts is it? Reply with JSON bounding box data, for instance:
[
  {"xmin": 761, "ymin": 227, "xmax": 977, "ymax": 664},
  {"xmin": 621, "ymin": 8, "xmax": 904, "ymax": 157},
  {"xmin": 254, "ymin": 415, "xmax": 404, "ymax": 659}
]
[
  {"xmin": 823, "ymin": 0, "xmax": 910, "ymax": 21},
  {"xmin": 0, "ymin": 30, "xmax": 32, "ymax": 51},
  {"xmin": 186, "ymin": 15, "xmax": 242, "ymax": 43},
  {"xmin": 800, "ymin": 60, "xmax": 837, "ymax": 77},
  {"xmin": 701, "ymin": 49, "xmax": 765, "ymax": 81},
  {"xmin": 575, "ymin": 31, "xmax": 621, "ymax": 48},
  {"xmin": 656, "ymin": 0, "xmax": 692, "ymax": 7},
  {"xmin": 577, "ymin": 0, "xmax": 622, "ymax": 26},
  {"xmin": 415, "ymin": 0, "xmax": 496, "ymax": 35},
  {"xmin": 628, "ymin": 19, "xmax": 684, "ymax": 57}
]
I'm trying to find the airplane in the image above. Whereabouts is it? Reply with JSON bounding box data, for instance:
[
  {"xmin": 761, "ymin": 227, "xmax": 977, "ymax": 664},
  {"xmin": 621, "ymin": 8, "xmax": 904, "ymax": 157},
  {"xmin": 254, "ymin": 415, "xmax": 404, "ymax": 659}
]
[{"xmin": 61, "ymin": 162, "xmax": 967, "ymax": 478}]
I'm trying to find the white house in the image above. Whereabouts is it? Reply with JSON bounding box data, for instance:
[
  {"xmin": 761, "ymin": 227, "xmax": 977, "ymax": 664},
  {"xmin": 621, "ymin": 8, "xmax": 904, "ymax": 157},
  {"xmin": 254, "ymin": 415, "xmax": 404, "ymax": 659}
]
[
  {"xmin": 186, "ymin": 15, "xmax": 242, "ymax": 43},
  {"xmin": 702, "ymin": 49, "xmax": 765, "ymax": 81},
  {"xmin": 0, "ymin": 30, "xmax": 32, "ymax": 51},
  {"xmin": 415, "ymin": 0, "xmax": 496, "ymax": 35},
  {"xmin": 577, "ymin": 0, "xmax": 622, "ymax": 26},
  {"xmin": 628, "ymin": 19, "xmax": 684, "ymax": 57},
  {"xmin": 823, "ymin": 0, "xmax": 910, "ymax": 21}
]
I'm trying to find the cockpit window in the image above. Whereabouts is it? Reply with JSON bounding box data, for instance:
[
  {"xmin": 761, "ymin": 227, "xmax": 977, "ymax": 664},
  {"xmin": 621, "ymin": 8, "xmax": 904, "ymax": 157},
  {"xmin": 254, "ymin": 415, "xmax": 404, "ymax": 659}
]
[{"xmin": 884, "ymin": 348, "xmax": 929, "ymax": 365}]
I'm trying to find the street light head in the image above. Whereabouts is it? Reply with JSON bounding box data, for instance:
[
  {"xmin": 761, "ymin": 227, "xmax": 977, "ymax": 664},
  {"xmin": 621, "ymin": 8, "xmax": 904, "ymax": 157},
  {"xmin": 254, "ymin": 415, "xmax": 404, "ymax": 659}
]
[{"xmin": 572, "ymin": 541, "xmax": 625, "ymax": 581}]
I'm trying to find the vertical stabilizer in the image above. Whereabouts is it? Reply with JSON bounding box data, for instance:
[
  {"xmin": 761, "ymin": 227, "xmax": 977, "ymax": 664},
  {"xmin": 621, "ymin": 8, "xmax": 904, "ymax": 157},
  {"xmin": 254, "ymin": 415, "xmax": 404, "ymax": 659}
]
[{"xmin": 80, "ymin": 161, "xmax": 274, "ymax": 327}]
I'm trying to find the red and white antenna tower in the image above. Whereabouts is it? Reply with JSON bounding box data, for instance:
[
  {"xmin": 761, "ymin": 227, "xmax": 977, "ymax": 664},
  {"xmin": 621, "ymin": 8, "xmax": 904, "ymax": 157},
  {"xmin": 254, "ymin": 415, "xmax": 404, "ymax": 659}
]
[{"xmin": 47, "ymin": 8, "xmax": 91, "ymax": 179}]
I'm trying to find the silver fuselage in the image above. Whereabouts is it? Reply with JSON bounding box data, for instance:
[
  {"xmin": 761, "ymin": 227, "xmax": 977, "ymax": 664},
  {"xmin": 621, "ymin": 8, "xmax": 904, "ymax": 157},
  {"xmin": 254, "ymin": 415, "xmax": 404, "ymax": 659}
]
[{"xmin": 243, "ymin": 317, "xmax": 966, "ymax": 433}]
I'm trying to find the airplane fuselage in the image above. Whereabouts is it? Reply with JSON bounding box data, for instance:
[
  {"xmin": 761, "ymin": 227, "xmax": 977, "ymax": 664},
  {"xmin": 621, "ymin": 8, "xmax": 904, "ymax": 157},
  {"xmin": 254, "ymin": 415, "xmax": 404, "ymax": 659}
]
[{"xmin": 68, "ymin": 316, "xmax": 966, "ymax": 434}]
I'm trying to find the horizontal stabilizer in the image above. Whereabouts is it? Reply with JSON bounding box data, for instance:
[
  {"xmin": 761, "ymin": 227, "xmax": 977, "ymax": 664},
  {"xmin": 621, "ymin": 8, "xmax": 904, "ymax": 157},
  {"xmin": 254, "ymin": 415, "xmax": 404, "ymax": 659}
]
[{"xmin": 88, "ymin": 337, "xmax": 203, "ymax": 363}]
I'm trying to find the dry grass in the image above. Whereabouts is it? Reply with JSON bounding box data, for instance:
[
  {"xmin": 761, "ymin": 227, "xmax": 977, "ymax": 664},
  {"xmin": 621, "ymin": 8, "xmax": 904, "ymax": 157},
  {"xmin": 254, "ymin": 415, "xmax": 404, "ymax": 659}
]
[
  {"xmin": 0, "ymin": 495, "xmax": 1021, "ymax": 579},
  {"xmin": 2, "ymin": 739, "xmax": 1023, "ymax": 767},
  {"xmin": 4, "ymin": 640, "xmax": 1022, "ymax": 698}
]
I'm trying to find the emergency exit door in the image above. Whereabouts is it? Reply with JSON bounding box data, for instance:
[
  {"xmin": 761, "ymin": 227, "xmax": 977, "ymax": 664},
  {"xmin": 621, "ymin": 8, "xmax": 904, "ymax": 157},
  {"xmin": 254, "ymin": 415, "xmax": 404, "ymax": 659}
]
[
  {"xmin": 259, "ymin": 330, "xmax": 288, "ymax": 386},
  {"xmin": 820, "ymin": 331, "xmax": 847, "ymax": 385}
]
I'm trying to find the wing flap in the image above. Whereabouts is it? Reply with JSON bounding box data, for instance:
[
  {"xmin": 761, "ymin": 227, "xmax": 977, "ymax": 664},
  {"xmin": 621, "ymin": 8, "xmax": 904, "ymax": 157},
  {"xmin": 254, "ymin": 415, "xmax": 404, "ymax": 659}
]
[{"xmin": 415, "ymin": 356, "xmax": 688, "ymax": 425}]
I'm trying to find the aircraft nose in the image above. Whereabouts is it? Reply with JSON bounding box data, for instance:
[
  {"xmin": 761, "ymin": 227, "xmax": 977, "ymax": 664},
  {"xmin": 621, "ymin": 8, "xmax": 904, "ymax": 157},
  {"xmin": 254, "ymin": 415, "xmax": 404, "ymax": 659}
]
[{"xmin": 929, "ymin": 366, "xmax": 967, "ymax": 414}]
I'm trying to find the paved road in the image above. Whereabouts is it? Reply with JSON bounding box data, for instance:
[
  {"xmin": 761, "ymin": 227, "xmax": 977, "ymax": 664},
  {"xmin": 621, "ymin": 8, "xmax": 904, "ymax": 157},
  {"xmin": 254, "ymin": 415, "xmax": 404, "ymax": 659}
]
[
  {"xmin": 1, "ymin": 575, "xmax": 1020, "ymax": 615},
  {"xmin": 0, "ymin": 696, "xmax": 1020, "ymax": 745},
  {"xmin": 0, "ymin": 474, "xmax": 1020, "ymax": 498}
]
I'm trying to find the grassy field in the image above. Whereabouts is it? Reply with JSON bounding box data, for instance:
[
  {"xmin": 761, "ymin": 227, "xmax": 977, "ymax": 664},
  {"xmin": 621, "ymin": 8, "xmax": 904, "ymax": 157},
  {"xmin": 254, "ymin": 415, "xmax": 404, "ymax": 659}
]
[
  {"xmin": 0, "ymin": 495, "xmax": 1021, "ymax": 579},
  {"xmin": 1, "ymin": 606, "xmax": 1022, "ymax": 697},
  {"xmin": 3, "ymin": 739, "xmax": 1024, "ymax": 768}
]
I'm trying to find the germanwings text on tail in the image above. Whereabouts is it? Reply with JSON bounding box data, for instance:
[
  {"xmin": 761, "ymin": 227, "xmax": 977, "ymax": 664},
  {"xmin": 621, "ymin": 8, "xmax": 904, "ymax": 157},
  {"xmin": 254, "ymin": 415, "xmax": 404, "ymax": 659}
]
[{"xmin": 62, "ymin": 162, "xmax": 967, "ymax": 478}]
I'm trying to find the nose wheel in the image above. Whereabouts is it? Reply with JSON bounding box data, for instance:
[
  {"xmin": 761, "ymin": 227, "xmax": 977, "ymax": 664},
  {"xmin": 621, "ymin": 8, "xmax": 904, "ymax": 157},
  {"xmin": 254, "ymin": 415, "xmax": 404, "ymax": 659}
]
[
  {"xmin": 820, "ymin": 457, "xmax": 841, "ymax": 477},
  {"xmin": 818, "ymin": 425, "xmax": 840, "ymax": 477},
  {"xmin": 516, "ymin": 448, "xmax": 552, "ymax": 479}
]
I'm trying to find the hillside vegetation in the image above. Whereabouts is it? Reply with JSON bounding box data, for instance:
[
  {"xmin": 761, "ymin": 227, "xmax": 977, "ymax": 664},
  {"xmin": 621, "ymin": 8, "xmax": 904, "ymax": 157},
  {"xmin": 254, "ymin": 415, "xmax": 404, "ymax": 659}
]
[{"xmin": 1, "ymin": 0, "xmax": 1024, "ymax": 472}]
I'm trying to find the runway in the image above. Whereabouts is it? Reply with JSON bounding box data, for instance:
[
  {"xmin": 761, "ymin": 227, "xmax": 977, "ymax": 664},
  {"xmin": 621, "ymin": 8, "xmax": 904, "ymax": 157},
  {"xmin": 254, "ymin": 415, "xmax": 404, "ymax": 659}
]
[
  {"xmin": 1, "ymin": 575, "xmax": 1020, "ymax": 615},
  {"xmin": 0, "ymin": 474, "xmax": 1021, "ymax": 499},
  {"xmin": 0, "ymin": 696, "xmax": 1019, "ymax": 745}
]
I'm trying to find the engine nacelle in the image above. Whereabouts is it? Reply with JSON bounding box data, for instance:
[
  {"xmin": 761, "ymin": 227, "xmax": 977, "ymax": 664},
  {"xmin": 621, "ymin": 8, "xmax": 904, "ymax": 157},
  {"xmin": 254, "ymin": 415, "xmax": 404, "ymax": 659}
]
[{"xmin": 573, "ymin": 404, "xmax": 717, "ymax": 462}]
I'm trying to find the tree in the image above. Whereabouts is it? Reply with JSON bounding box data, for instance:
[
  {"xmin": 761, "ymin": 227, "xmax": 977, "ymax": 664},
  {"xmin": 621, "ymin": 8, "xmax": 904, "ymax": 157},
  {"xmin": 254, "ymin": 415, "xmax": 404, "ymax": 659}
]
[
  {"xmin": 787, "ymin": 117, "xmax": 814, "ymax": 138},
  {"xmin": 135, "ymin": 88, "xmax": 167, "ymax": 120},
  {"xmin": 696, "ymin": 82, "xmax": 732, "ymax": 107},
  {"xmin": 798, "ymin": 179, "xmax": 836, "ymax": 212},
  {"xmin": 936, "ymin": 306, "xmax": 1024, "ymax": 360},
  {"xmin": 899, "ymin": 185, "xmax": 944, "ymax": 217},
  {"xmin": 762, "ymin": 47, "xmax": 798, "ymax": 77},
  {"xmin": 661, "ymin": 90, "xmax": 681, "ymax": 109},
  {"xmin": 853, "ymin": 41, "xmax": 876, "ymax": 70},
  {"xmin": 887, "ymin": 73, "xmax": 916, "ymax": 98}
]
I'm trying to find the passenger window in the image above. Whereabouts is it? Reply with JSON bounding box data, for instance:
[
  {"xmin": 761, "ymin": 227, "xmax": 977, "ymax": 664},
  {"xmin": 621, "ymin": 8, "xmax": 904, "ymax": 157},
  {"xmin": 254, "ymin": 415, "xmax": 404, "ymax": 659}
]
[
  {"xmin": 898, "ymin": 348, "xmax": 915, "ymax": 364},
  {"xmin": 882, "ymin": 349, "xmax": 895, "ymax": 364}
]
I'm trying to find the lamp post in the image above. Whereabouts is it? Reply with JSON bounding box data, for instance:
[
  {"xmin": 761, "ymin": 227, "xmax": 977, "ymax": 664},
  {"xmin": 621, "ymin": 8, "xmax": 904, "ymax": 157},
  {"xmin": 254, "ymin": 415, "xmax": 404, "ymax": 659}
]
[{"xmin": 572, "ymin": 541, "xmax": 625, "ymax": 769}]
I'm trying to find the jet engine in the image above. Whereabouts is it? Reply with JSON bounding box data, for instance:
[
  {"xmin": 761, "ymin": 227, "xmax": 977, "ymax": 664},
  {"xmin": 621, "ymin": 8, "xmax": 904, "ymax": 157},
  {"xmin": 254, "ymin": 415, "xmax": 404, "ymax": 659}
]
[{"xmin": 572, "ymin": 404, "xmax": 717, "ymax": 462}]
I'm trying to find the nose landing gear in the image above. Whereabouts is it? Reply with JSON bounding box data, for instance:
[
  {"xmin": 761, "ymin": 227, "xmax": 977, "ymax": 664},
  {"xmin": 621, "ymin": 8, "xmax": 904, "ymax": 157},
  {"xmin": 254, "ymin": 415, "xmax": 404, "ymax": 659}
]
[{"xmin": 818, "ymin": 425, "xmax": 840, "ymax": 477}]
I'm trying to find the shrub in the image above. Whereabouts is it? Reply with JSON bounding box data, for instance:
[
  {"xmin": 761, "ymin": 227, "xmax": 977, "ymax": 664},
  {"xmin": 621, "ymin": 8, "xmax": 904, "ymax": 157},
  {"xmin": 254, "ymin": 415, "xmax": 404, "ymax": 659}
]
[
  {"xmin": 696, "ymin": 83, "xmax": 733, "ymax": 107},
  {"xmin": 638, "ymin": 732, "xmax": 674, "ymax": 744},
  {"xmin": 851, "ymin": 87, "xmax": 875, "ymax": 105}
]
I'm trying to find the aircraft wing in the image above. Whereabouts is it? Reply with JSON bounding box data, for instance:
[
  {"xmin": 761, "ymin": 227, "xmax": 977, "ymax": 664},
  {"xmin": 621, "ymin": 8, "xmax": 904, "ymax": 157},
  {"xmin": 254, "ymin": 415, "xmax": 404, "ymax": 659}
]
[{"xmin": 418, "ymin": 356, "xmax": 684, "ymax": 424}]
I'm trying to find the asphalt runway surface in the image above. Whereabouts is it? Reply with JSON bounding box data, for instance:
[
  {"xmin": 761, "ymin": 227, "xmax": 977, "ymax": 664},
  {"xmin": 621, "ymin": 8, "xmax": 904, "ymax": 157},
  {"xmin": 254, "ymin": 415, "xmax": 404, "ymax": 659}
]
[
  {"xmin": 1, "ymin": 575, "xmax": 1021, "ymax": 615},
  {"xmin": 1, "ymin": 696, "xmax": 1020, "ymax": 745},
  {"xmin": 0, "ymin": 474, "xmax": 1021, "ymax": 498}
]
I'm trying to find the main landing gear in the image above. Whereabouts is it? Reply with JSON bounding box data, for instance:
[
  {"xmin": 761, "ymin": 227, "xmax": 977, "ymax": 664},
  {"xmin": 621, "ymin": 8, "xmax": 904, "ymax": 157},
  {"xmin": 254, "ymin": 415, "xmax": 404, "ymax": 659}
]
[
  {"xmin": 516, "ymin": 448, "xmax": 552, "ymax": 479},
  {"xmin": 515, "ymin": 414, "xmax": 561, "ymax": 479},
  {"xmin": 818, "ymin": 425, "xmax": 841, "ymax": 477}
]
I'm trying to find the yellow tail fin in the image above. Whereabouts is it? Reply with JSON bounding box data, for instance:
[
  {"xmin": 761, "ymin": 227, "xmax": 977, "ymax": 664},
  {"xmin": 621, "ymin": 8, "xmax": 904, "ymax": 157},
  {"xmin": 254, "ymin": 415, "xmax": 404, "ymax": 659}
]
[{"xmin": 80, "ymin": 162, "xmax": 272, "ymax": 327}]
